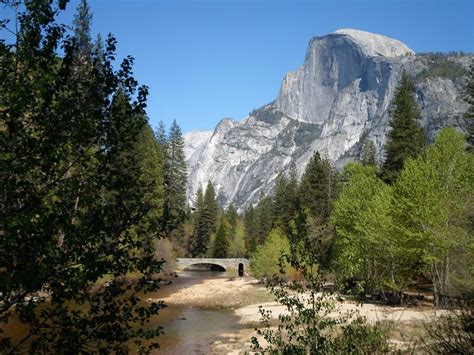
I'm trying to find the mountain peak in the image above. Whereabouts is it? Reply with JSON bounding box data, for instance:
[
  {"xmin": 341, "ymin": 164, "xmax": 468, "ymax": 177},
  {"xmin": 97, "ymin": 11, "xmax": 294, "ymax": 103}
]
[{"xmin": 333, "ymin": 28, "xmax": 414, "ymax": 57}]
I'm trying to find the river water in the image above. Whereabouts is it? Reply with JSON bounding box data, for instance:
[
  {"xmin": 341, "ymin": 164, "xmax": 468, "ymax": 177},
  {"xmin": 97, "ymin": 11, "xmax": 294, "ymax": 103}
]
[
  {"xmin": 147, "ymin": 270, "xmax": 243, "ymax": 354},
  {"xmin": 3, "ymin": 271, "xmax": 242, "ymax": 354}
]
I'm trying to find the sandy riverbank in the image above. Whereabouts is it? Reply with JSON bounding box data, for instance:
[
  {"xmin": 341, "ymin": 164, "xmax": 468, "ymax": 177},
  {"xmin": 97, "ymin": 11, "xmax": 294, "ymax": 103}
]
[{"xmin": 154, "ymin": 276, "xmax": 443, "ymax": 354}]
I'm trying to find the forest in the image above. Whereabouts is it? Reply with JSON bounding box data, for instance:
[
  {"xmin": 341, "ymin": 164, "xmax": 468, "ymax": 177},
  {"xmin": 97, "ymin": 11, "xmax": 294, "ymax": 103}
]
[{"xmin": 1, "ymin": 1, "xmax": 473, "ymax": 353}]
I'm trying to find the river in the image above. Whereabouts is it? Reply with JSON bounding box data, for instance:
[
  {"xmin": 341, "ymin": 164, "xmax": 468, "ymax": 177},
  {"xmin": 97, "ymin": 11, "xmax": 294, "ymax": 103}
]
[{"xmin": 147, "ymin": 270, "xmax": 244, "ymax": 354}]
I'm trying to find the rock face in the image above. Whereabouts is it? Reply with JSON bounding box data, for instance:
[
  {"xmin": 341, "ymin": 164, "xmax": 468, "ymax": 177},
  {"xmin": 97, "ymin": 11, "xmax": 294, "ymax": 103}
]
[{"xmin": 185, "ymin": 29, "xmax": 471, "ymax": 209}]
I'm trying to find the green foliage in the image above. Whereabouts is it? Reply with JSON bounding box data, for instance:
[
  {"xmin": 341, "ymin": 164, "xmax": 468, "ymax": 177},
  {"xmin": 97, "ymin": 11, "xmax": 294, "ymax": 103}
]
[
  {"xmin": 360, "ymin": 136, "xmax": 377, "ymax": 167},
  {"xmin": 298, "ymin": 152, "xmax": 338, "ymax": 223},
  {"xmin": 251, "ymin": 212, "xmax": 392, "ymax": 353},
  {"xmin": 73, "ymin": 0, "xmax": 92, "ymax": 57},
  {"xmin": 273, "ymin": 164, "xmax": 299, "ymax": 231},
  {"xmin": 244, "ymin": 205, "xmax": 259, "ymax": 255},
  {"xmin": 132, "ymin": 123, "xmax": 164, "ymax": 243},
  {"xmin": 213, "ymin": 214, "xmax": 230, "ymax": 258},
  {"xmin": 250, "ymin": 228, "xmax": 291, "ymax": 278},
  {"xmin": 382, "ymin": 71, "xmax": 425, "ymax": 184},
  {"xmin": 332, "ymin": 163, "xmax": 396, "ymax": 295},
  {"xmin": 392, "ymin": 128, "xmax": 474, "ymax": 305},
  {"xmin": 334, "ymin": 129, "xmax": 473, "ymax": 303},
  {"xmin": 255, "ymin": 193, "xmax": 274, "ymax": 245},
  {"xmin": 161, "ymin": 119, "xmax": 187, "ymax": 241},
  {"xmin": 228, "ymin": 219, "xmax": 247, "ymax": 258},
  {"xmin": 191, "ymin": 181, "xmax": 218, "ymax": 257},
  {"xmin": 0, "ymin": 1, "xmax": 165, "ymax": 352},
  {"xmin": 225, "ymin": 203, "xmax": 238, "ymax": 231}
]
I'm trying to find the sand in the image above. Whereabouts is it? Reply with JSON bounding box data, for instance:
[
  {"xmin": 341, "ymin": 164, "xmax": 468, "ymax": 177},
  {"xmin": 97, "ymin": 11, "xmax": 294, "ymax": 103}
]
[{"xmin": 151, "ymin": 276, "xmax": 444, "ymax": 353}]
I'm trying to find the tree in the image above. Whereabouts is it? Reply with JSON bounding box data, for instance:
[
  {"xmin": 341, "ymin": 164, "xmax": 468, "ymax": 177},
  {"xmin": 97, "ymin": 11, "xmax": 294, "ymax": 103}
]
[
  {"xmin": 298, "ymin": 152, "xmax": 337, "ymax": 223},
  {"xmin": 273, "ymin": 166, "xmax": 299, "ymax": 232},
  {"xmin": 0, "ymin": 2, "xmax": 164, "ymax": 352},
  {"xmin": 162, "ymin": 119, "xmax": 187, "ymax": 240},
  {"xmin": 190, "ymin": 186, "xmax": 205, "ymax": 256},
  {"xmin": 203, "ymin": 180, "xmax": 218, "ymax": 233},
  {"xmin": 331, "ymin": 163, "xmax": 395, "ymax": 296},
  {"xmin": 256, "ymin": 193, "xmax": 274, "ymax": 245},
  {"xmin": 213, "ymin": 214, "xmax": 230, "ymax": 258},
  {"xmin": 464, "ymin": 65, "xmax": 474, "ymax": 151},
  {"xmin": 360, "ymin": 137, "xmax": 377, "ymax": 167},
  {"xmin": 382, "ymin": 71, "xmax": 425, "ymax": 183},
  {"xmin": 250, "ymin": 228, "xmax": 291, "ymax": 279},
  {"xmin": 392, "ymin": 128, "xmax": 473, "ymax": 306},
  {"xmin": 225, "ymin": 203, "xmax": 238, "ymax": 232},
  {"xmin": 72, "ymin": 0, "xmax": 93, "ymax": 58},
  {"xmin": 191, "ymin": 181, "xmax": 218, "ymax": 257},
  {"xmin": 243, "ymin": 205, "xmax": 260, "ymax": 256},
  {"xmin": 132, "ymin": 123, "xmax": 164, "ymax": 247}
]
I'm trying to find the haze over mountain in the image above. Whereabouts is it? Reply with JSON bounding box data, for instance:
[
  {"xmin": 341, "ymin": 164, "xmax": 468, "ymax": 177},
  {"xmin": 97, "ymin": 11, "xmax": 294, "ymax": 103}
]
[{"xmin": 184, "ymin": 29, "xmax": 471, "ymax": 209}]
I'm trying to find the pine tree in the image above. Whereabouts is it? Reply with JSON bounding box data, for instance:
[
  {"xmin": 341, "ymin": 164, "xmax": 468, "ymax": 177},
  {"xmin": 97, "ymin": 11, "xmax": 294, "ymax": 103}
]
[
  {"xmin": 464, "ymin": 65, "xmax": 474, "ymax": 151},
  {"xmin": 361, "ymin": 137, "xmax": 377, "ymax": 167},
  {"xmin": 191, "ymin": 186, "xmax": 205, "ymax": 256},
  {"xmin": 244, "ymin": 205, "xmax": 259, "ymax": 255},
  {"xmin": 298, "ymin": 152, "xmax": 337, "ymax": 223},
  {"xmin": 73, "ymin": 0, "xmax": 93, "ymax": 58},
  {"xmin": 213, "ymin": 214, "xmax": 230, "ymax": 258},
  {"xmin": 273, "ymin": 172, "xmax": 290, "ymax": 227},
  {"xmin": 162, "ymin": 119, "xmax": 187, "ymax": 239},
  {"xmin": 226, "ymin": 203, "xmax": 238, "ymax": 232},
  {"xmin": 382, "ymin": 72, "xmax": 425, "ymax": 183},
  {"xmin": 256, "ymin": 193, "xmax": 274, "ymax": 244},
  {"xmin": 203, "ymin": 181, "xmax": 218, "ymax": 231},
  {"xmin": 132, "ymin": 123, "xmax": 164, "ymax": 243},
  {"xmin": 192, "ymin": 181, "xmax": 218, "ymax": 256}
]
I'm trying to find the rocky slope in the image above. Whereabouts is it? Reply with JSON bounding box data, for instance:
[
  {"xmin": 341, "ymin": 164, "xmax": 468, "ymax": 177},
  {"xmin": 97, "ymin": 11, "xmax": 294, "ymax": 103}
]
[{"xmin": 184, "ymin": 29, "xmax": 471, "ymax": 208}]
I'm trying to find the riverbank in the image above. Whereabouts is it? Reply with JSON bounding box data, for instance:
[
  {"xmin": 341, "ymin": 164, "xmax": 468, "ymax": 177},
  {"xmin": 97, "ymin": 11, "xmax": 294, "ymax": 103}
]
[{"xmin": 152, "ymin": 275, "xmax": 446, "ymax": 354}]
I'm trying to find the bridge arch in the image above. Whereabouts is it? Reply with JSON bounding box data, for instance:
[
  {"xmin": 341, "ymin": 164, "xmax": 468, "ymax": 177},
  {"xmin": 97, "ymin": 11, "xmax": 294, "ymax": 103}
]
[
  {"xmin": 183, "ymin": 263, "xmax": 226, "ymax": 272},
  {"xmin": 176, "ymin": 258, "xmax": 250, "ymax": 276}
]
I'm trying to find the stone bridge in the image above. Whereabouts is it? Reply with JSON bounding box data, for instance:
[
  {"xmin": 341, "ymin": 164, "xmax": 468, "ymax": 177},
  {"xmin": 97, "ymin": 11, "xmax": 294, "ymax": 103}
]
[{"xmin": 176, "ymin": 258, "xmax": 250, "ymax": 276}]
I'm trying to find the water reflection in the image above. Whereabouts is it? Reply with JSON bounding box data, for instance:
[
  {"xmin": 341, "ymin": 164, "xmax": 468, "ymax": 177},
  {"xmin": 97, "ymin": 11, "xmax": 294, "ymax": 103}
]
[{"xmin": 147, "ymin": 270, "xmax": 242, "ymax": 354}]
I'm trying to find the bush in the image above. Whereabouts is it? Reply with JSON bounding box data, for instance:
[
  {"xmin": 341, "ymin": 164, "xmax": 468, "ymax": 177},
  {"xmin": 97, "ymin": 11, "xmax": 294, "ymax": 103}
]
[{"xmin": 424, "ymin": 308, "xmax": 474, "ymax": 353}]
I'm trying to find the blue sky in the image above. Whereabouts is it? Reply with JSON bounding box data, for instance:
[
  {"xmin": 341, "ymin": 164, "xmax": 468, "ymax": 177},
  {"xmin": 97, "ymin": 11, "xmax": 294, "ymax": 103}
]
[{"xmin": 3, "ymin": 0, "xmax": 474, "ymax": 133}]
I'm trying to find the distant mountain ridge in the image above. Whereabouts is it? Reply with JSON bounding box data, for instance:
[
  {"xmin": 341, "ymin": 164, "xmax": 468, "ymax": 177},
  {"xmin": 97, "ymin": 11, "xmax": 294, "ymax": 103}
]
[{"xmin": 184, "ymin": 29, "xmax": 472, "ymax": 209}]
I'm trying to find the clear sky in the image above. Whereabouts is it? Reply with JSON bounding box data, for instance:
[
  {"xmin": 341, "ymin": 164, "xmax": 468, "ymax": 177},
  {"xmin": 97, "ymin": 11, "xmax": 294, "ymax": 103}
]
[{"xmin": 3, "ymin": 0, "xmax": 474, "ymax": 133}]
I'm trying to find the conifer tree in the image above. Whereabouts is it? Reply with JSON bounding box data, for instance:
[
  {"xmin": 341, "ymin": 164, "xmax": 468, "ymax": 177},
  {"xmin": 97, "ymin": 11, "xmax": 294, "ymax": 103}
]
[
  {"xmin": 244, "ymin": 205, "xmax": 259, "ymax": 255},
  {"xmin": 298, "ymin": 152, "xmax": 337, "ymax": 223},
  {"xmin": 191, "ymin": 186, "xmax": 205, "ymax": 256},
  {"xmin": 162, "ymin": 119, "xmax": 187, "ymax": 239},
  {"xmin": 256, "ymin": 194, "xmax": 274, "ymax": 244},
  {"xmin": 203, "ymin": 180, "xmax": 218, "ymax": 232},
  {"xmin": 132, "ymin": 123, "xmax": 164, "ymax": 243},
  {"xmin": 73, "ymin": 0, "xmax": 93, "ymax": 58},
  {"xmin": 226, "ymin": 203, "xmax": 238, "ymax": 232},
  {"xmin": 213, "ymin": 214, "xmax": 230, "ymax": 258},
  {"xmin": 192, "ymin": 181, "xmax": 218, "ymax": 256},
  {"xmin": 361, "ymin": 137, "xmax": 377, "ymax": 167},
  {"xmin": 382, "ymin": 72, "xmax": 425, "ymax": 183}
]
